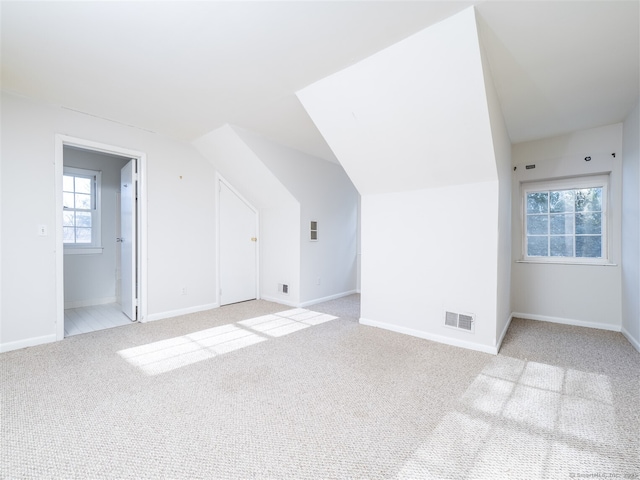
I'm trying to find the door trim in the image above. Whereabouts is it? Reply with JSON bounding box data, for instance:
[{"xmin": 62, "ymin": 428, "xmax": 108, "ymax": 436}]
[
  {"xmin": 216, "ymin": 174, "xmax": 260, "ymax": 305},
  {"xmin": 54, "ymin": 135, "xmax": 148, "ymax": 341}
]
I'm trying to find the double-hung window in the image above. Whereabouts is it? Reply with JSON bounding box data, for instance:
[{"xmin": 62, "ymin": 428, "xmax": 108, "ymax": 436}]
[
  {"xmin": 522, "ymin": 175, "xmax": 608, "ymax": 264},
  {"xmin": 63, "ymin": 167, "xmax": 102, "ymax": 253}
]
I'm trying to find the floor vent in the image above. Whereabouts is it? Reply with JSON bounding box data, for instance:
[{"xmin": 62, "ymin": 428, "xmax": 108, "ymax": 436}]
[
  {"xmin": 278, "ymin": 283, "xmax": 289, "ymax": 295},
  {"xmin": 444, "ymin": 311, "xmax": 475, "ymax": 333}
]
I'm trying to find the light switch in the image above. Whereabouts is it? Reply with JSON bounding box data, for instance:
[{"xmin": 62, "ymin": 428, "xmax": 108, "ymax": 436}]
[{"xmin": 38, "ymin": 225, "xmax": 48, "ymax": 236}]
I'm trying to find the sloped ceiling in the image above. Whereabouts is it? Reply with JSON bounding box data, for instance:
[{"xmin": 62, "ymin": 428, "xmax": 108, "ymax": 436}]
[
  {"xmin": 298, "ymin": 7, "xmax": 499, "ymax": 194},
  {"xmin": 1, "ymin": 1, "xmax": 638, "ymax": 163},
  {"xmin": 476, "ymin": 1, "xmax": 639, "ymax": 144}
]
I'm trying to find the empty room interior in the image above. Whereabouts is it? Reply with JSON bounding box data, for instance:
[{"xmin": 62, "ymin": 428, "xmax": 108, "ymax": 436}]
[{"xmin": 1, "ymin": 1, "xmax": 639, "ymax": 479}]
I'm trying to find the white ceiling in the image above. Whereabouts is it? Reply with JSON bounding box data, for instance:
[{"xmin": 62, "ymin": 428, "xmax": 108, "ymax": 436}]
[
  {"xmin": 477, "ymin": 1, "xmax": 639, "ymax": 144},
  {"xmin": 2, "ymin": 1, "xmax": 638, "ymax": 163}
]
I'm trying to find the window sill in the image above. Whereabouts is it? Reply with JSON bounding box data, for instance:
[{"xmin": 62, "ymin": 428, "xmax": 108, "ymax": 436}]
[
  {"xmin": 64, "ymin": 247, "xmax": 104, "ymax": 255},
  {"xmin": 516, "ymin": 259, "xmax": 617, "ymax": 267}
]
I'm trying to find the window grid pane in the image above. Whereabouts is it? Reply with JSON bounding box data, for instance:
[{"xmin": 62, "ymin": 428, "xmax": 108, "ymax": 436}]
[
  {"xmin": 550, "ymin": 214, "xmax": 574, "ymax": 234},
  {"xmin": 527, "ymin": 215, "xmax": 548, "ymax": 235},
  {"xmin": 527, "ymin": 192, "xmax": 548, "ymax": 214},
  {"xmin": 549, "ymin": 190, "xmax": 575, "ymax": 213},
  {"xmin": 63, "ymin": 175, "xmax": 74, "ymax": 192},
  {"xmin": 75, "ymin": 177, "xmax": 92, "ymax": 194},
  {"xmin": 63, "ymin": 172, "xmax": 95, "ymax": 245},
  {"xmin": 525, "ymin": 186, "xmax": 603, "ymax": 260},
  {"xmin": 550, "ymin": 235, "xmax": 574, "ymax": 257},
  {"xmin": 527, "ymin": 236, "xmax": 548, "ymax": 256},
  {"xmin": 63, "ymin": 192, "xmax": 75, "ymax": 209}
]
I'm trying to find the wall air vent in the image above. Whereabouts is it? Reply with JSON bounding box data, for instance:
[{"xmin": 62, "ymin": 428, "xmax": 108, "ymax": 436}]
[
  {"xmin": 444, "ymin": 311, "xmax": 475, "ymax": 333},
  {"xmin": 445, "ymin": 311, "xmax": 458, "ymax": 328}
]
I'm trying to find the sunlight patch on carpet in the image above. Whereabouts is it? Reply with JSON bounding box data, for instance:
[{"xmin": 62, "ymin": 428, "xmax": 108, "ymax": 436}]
[
  {"xmin": 395, "ymin": 356, "xmax": 620, "ymax": 479},
  {"xmin": 118, "ymin": 309, "xmax": 337, "ymax": 375}
]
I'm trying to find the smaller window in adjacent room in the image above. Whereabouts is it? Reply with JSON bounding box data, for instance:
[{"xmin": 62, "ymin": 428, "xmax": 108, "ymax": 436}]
[
  {"xmin": 63, "ymin": 167, "xmax": 102, "ymax": 251},
  {"xmin": 522, "ymin": 174, "xmax": 609, "ymax": 264}
]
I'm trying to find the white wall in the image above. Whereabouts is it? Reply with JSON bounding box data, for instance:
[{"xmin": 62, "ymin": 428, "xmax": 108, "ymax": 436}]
[
  {"xmin": 479, "ymin": 27, "xmax": 513, "ymax": 346},
  {"xmin": 621, "ymin": 102, "xmax": 640, "ymax": 351},
  {"xmin": 63, "ymin": 147, "xmax": 129, "ymax": 307},
  {"xmin": 194, "ymin": 125, "xmax": 358, "ymax": 307},
  {"xmin": 511, "ymin": 124, "xmax": 623, "ymax": 330},
  {"xmin": 0, "ymin": 98, "xmax": 3, "ymax": 349},
  {"xmin": 234, "ymin": 128, "xmax": 359, "ymax": 305},
  {"xmin": 193, "ymin": 125, "xmax": 302, "ymax": 306},
  {"xmin": 356, "ymin": 196, "xmax": 362, "ymax": 293},
  {"xmin": 260, "ymin": 205, "xmax": 301, "ymax": 305},
  {"xmin": 1, "ymin": 92, "xmax": 217, "ymax": 351},
  {"xmin": 361, "ymin": 183, "xmax": 500, "ymax": 352},
  {"xmin": 299, "ymin": 7, "xmax": 505, "ymax": 353}
]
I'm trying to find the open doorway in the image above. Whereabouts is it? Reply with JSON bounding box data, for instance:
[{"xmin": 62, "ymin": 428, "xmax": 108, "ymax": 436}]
[{"xmin": 55, "ymin": 136, "xmax": 147, "ymax": 340}]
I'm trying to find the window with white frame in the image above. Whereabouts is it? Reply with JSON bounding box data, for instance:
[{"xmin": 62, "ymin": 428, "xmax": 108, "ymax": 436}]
[
  {"xmin": 63, "ymin": 167, "xmax": 102, "ymax": 250},
  {"xmin": 522, "ymin": 175, "xmax": 609, "ymax": 263}
]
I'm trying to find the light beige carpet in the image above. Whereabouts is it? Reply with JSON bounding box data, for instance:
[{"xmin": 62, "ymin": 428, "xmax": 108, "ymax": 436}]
[{"xmin": 1, "ymin": 295, "xmax": 638, "ymax": 479}]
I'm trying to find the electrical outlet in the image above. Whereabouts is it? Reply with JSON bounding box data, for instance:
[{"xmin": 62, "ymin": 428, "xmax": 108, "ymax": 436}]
[{"xmin": 181, "ymin": 287, "xmax": 187, "ymax": 295}]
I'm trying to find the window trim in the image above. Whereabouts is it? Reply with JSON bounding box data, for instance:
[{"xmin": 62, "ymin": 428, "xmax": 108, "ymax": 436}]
[
  {"xmin": 63, "ymin": 166, "xmax": 103, "ymax": 254},
  {"xmin": 520, "ymin": 174, "xmax": 610, "ymax": 265}
]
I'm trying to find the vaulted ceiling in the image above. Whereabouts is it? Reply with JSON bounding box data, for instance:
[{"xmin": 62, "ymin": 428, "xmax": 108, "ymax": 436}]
[{"xmin": 2, "ymin": 1, "xmax": 638, "ymax": 163}]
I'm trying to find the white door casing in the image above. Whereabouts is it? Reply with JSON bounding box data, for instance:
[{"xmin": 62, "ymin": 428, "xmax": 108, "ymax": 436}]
[
  {"xmin": 120, "ymin": 159, "xmax": 137, "ymax": 320},
  {"xmin": 55, "ymin": 135, "xmax": 147, "ymax": 341},
  {"xmin": 219, "ymin": 179, "xmax": 258, "ymax": 306}
]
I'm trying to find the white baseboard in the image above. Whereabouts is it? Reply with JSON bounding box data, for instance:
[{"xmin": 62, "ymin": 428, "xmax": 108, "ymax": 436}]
[
  {"xmin": 144, "ymin": 303, "xmax": 219, "ymax": 323},
  {"xmin": 260, "ymin": 295, "xmax": 299, "ymax": 307},
  {"xmin": 262, "ymin": 290, "xmax": 358, "ymax": 309},
  {"xmin": 1, "ymin": 334, "xmax": 57, "ymax": 353},
  {"xmin": 495, "ymin": 314, "xmax": 514, "ymax": 354},
  {"xmin": 511, "ymin": 312, "xmax": 621, "ymax": 332},
  {"xmin": 359, "ymin": 317, "xmax": 498, "ymax": 355},
  {"xmin": 299, "ymin": 290, "xmax": 358, "ymax": 308},
  {"xmin": 64, "ymin": 296, "xmax": 117, "ymax": 309},
  {"xmin": 621, "ymin": 327, "xmax": 640, "ymax": 353}
]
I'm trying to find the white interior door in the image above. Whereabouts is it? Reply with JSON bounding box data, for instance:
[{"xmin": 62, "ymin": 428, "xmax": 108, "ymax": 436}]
[
  {"xmin": 115, "ymin": 191, "xmax": 122, "ymax": 306},
  {"xmin": 220, "ymin": 181, "xmax": 257, "ymax": 305},
  {"xmin": 120, "ymin": 159, "xmax": 137, "ymax": 320}
]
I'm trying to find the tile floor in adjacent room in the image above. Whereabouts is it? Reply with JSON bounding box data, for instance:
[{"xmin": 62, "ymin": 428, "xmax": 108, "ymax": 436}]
[{"xmin": 64, "ymin": 303, "xmax": 133, "ymax": 337}]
